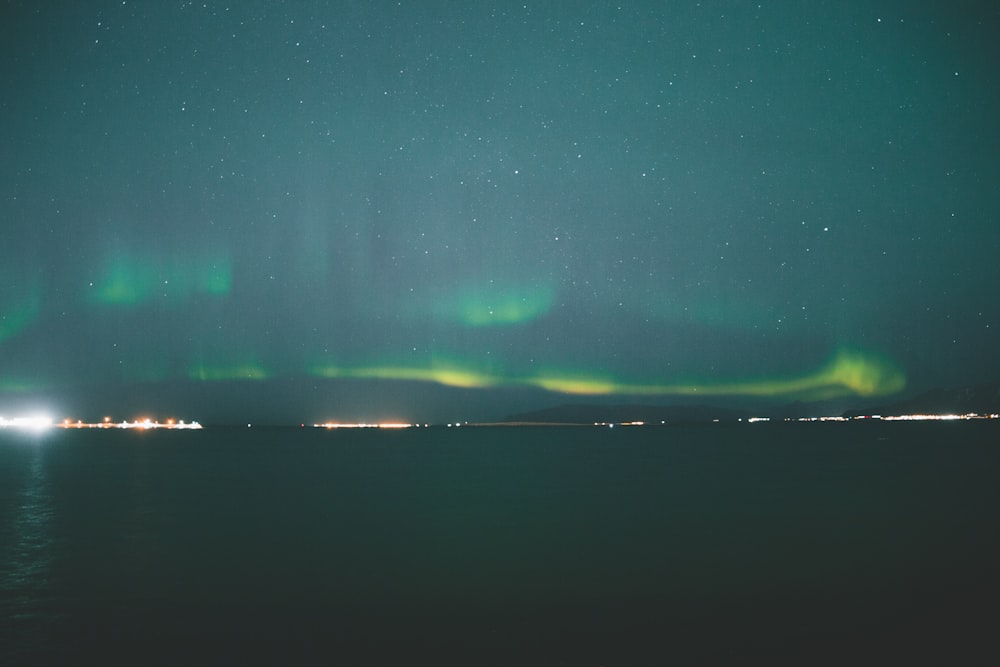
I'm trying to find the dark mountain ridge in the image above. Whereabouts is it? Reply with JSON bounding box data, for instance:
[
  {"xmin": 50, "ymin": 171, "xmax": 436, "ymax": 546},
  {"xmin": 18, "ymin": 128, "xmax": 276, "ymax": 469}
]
[
  {"xmin": 505, "ymin": 382, "xmax": 1000, "ymax": 424},
  {"xmin": 504, "ymin": 403, "xmax": 752, "ymax": 424},
  {"xmin": 843, "ymin": 381, "xmax": 1000, "ymax": 418}
]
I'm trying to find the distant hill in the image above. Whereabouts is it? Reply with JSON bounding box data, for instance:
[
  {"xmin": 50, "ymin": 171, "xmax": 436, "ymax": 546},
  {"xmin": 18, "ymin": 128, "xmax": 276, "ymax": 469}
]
[
  {"xmin": 843, "ymin": 381, "xmax": 1000, "ymax": 418},
  {"xmin": 502, "ymin": 382, "xmax": 1000, "ymax": 425},
  {"xmin": 503, "ymin": 403, "xmax": 751, "ymax": 425}
]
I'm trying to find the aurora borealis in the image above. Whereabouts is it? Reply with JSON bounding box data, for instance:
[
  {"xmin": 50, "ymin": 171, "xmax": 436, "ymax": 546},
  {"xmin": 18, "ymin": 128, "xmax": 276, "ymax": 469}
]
[{"xmin": 1, "ymin": 2, "xmax": 998, "ymax": 422}]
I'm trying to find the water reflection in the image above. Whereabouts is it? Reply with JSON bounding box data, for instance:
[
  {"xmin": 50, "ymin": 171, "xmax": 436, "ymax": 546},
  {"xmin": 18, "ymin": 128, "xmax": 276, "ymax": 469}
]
[{"xmin": 0, "ymin": 443, "xmax": 57, "ymax": 656}]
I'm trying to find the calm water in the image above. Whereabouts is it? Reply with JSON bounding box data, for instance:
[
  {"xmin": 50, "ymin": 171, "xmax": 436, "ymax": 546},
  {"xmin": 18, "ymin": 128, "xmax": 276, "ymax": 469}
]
[{"xmin": 2, "ymin": 422, "xmax": 999, "ymax": 665}]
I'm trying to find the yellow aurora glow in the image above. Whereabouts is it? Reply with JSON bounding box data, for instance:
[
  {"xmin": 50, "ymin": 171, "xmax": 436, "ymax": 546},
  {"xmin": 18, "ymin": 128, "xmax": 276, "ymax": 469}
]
[
  {"xmin": 309, "ymin": 348, "xmax": 905, "ymax": 399},
  {"xmin": 311, "ymin": 363, "xmax": 499, "ymax": 389}
]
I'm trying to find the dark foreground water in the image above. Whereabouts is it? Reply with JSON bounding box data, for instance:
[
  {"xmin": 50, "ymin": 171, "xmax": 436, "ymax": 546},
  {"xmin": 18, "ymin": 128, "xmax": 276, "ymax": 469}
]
[{"xmin": 2, "ymin": 422, "xmax": 999, "ymax": 665}]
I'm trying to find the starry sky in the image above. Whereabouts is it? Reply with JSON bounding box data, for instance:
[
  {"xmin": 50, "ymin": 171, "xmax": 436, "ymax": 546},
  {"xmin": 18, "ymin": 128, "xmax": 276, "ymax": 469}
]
[{"xmin": 1, "ymin": 1, "xmax": 998, "ymax": 424}]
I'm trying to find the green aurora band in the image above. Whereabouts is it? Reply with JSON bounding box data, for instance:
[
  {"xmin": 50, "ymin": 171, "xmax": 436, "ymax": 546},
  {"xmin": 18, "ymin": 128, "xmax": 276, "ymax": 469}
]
[
  {"xmin": 89, "ymin": 254, "xmax": 231, "ymax": 306},
  {"xmin": 309, "ymin": 348, "xmax": 905, "ymax": 400},
  {"xmin": 416, "ymin": 282, "xmax": 555, "ymax": 327},
  {"xmin": 455, "ymin": 284, "xmax": 554, "ymax": 327},
  {"xmin": 0, "ymin": 289, "xmax": 41, "ymax": 344},
  {"xmin": 188, "ymin": 360, "xmax": 270, "ymax": 382}
]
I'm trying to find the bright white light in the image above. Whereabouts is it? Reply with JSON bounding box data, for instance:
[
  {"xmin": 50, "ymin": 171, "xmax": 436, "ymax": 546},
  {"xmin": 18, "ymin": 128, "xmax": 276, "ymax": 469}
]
[{"xmin": 0, "ymin": 414, "xmax": 54, "ymax": 432}]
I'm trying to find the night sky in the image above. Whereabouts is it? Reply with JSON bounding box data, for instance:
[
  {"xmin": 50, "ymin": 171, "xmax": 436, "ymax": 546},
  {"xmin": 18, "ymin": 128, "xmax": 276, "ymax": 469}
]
[{"xmin": 2, "ymin": 2, "xmax": 998, "ymax": 424}]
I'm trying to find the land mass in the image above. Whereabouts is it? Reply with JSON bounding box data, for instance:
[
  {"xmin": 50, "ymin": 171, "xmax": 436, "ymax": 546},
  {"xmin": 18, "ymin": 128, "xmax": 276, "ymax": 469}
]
[
  {"xmin": 503, "ymin": 403, "xmax": 752, "ymax": 425},
  {"xmin": 504, "ymin": 381, "xmax": 1000, "ymax": 424},
  {"xmin": 842, "ymin": 381, "xmax": 1000, "ymax": 419}
]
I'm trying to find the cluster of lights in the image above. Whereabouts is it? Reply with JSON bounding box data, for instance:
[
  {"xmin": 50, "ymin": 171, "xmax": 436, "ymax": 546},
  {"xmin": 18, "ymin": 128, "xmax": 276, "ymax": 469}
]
[
  {"xmin": 5, "ymin": 413, "xmax": 997, "ymax": 434},
  {"xmin": 879, "ymin": 413, "xmax": 998, "ymax": 421},
  {"xmin": 585, "ymin": 413, "xmax": 1000, "ymax": 427},
  {"xmin": 314, "ymin": 422, "xmax": 414, "ymax": 429},
  {"xmin": 593, "ymin": 421, "xmax": 647, "ymax": 427},
  {"xmin": 59, "ymin": 417, "xmax": 203, "ymax": 429},
  {"xmin": 1, "ymin": 415, "xmax": 202, "ymax": 432},
  {"xmin": 759, "ymin": 414, "xmax": 998, "ymax": 422}
]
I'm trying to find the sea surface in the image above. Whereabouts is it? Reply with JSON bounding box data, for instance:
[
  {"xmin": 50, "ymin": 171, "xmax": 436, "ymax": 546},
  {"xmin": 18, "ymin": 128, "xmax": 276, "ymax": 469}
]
[{"xmin": 2, "ymin": 422, "xmax": 999, "ymax": 665}]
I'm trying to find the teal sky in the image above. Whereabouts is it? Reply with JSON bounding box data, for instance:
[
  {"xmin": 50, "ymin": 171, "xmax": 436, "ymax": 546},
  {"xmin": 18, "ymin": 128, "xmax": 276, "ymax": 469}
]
[{"xmin": 1, "ymin": 1, "xmax": 998, "ymax": 423}]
